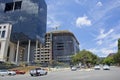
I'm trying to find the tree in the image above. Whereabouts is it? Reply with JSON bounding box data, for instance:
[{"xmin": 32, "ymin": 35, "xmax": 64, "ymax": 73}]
[
  {"xmin": 71, "ymin": 50, "xmax": 98, "ymax": 67},
  {"xmin": 103, "ymin": 56, "xmax": 114, "ymax": 65},
  {"xmin": 118, "ymin": 38, "xmax": 120, "ymax": 51},
  {"xmin": 114, "ymin": 52, "xmax": 120, "ymax": 66},
  {"xmin": 113, "ymin": 38, "xmax": 120, "ymax": 66}
]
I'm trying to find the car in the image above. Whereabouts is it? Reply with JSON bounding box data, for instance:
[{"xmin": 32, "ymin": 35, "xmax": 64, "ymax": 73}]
[
  {"xmin": 30, "ymin": 68, "xmax": 47, "ymax": 76},
  {"xmin": 0, "ymin": 69, "xmax": 16, "ymax": 76},
  {"xmin": 94, "ymin": 65, "xmax": 101, "ymax": 70},
  {"xmin": 0, "ymin": 69, "xmax": 8, "ymax": 76},
  {"xmin": 81, "ymin": 65, "xmax": 85, "ymax": 68},
  {"xmin": 8, "ymin": 70, "xmax": 16, "ymax": 76},
  {"xmin": 12, "ymin": 70, "xmax": 26, "ymax": 74},
  {"xmin": 103, "ymin": 65, "xmax": 110, "ymax": 70},
  {"xmin": 71, "ymin": 66, "xmax": 77, "ymax": 71}
]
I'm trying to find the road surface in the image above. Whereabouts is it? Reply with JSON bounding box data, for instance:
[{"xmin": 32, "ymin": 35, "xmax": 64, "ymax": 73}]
[{"xmin": 0, "ymin": 66, "xmax": 120, "ymax": 80}]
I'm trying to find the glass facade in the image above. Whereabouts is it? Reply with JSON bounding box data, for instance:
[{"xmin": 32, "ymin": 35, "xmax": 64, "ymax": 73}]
[
  {"xmin": 0, "ymin": 0, "xmax": 47, "ymax": 62},
  {"xmin": 51, "ymin": 31, "xmax": 80, "ymax": 63},
  {"xmin": 0, "ymin": 0, "xmax": 47, "ymax": 43}
]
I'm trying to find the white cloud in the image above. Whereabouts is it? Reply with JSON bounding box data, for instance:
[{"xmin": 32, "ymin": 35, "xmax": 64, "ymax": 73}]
[
  {"xmin": 75, "ymin": 0, "xmax": 87, "ymax": 5},
  {"xmin": 76, "ymin": 15, "xmax": 92, "ymax": 27},
  {"xmin": 101, "ymin": 48, "xmax": 116, "ymax": 55},
  {"xmin": 109, "ymin": 40, "xmax": 118, "ymax": 48},
  {"xmin": 96, "ymin": 40, "xmax": 103, "ymax": 45},
  {"xmin": 96, "ymin": 1, "xmax": 103, "ymax": 7},
  {"xmin": 89, "ymin": 0, "xmax": 120, "ymax": 22},
  {"xmin": 92, "ymin": 24, "xmax": 120, "ymax": 57},
  {"xmin": 88, "ymin": 48, "xmax": 117, "ymax": 57},
  {"xmin": 47, "ymin": 15, "xmax": 61, "ymax": 29},
  {"xmin": 96, "ymin": 29, "xmax": 114, "ymax": 40},
  {"xmin": 46, "ymin": 0, "xmax": 70, "ymax": 30}
]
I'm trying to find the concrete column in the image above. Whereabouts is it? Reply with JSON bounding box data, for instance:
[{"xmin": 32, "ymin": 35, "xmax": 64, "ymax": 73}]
[
  {"xmin": 15, "ymin": 40, "xmax": 19, "ymax": 64},
  {"xmin": 35, "ymin": 40, "xmax": 38, "ymax": 61},
  {"xmin": 9, "ymin": 43, "xmax": 14, "ymax": 62},
  {"xmin": 39, "ymin": 42, "xmax": 41, "ymax": 62},
  {"xmin": 27, "ymin": 40, "xmax": 31, "ymax": 63}
]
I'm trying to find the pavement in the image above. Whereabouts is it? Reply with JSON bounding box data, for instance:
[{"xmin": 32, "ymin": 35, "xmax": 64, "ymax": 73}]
[{"xmin": 47, "ymin": 67, "xmax": 93, "ymax": 72}]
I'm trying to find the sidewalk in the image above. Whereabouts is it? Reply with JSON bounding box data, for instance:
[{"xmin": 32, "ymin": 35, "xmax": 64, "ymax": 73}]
[{"xmin": 47, "ymin": 67, "xmax": 93, "ymax": 72}]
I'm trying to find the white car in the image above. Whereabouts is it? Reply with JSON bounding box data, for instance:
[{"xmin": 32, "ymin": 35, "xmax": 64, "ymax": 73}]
[
  {"xmin": 71, "ymin": 67, "xmax": 77, "ymax": 71},
  {"xmin": 0, "ymin": 70, "xmax": 8, "ymax": 76},
  {"xmin": 94, "ymin": 65, "xmax": 101, "ymax": 70},
  {"xmin": 103, "ymin": 65, "xmax": 110, "ymax": 70},
  {"xmin": 8, "ymin": 70, "xmax": 16, "ymax": 75},
  {"xmin": 0, "ymin": 69, "xmax": 16, "ymax": 76},
  {"xmin": 30, "ymin": 68, "xmax": 47, "ymax": 76}
]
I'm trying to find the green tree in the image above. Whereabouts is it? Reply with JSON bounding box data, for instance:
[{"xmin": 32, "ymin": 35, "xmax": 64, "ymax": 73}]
[
  {"xmin": 103, "ymin": 56, "xmax": 114, "ymax": 65},
  {"xmin": 71, "ymin": 50, "xmax": 98, "ymax": 67},
  {"xmin": 113, "ymin": 38, "xmax": 120, "ymax": 66},
  {"xmin": 114, "ymin": 52, "xmax": 120, "ymax": 66},
  {"xmin": 118, "ymin": 38, "xmax": 120, "ymax": 50}
]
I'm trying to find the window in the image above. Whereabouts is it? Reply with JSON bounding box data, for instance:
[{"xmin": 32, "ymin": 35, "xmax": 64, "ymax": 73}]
[
  {"xmin": 4, "ymin": 2, "xmax": 14, "ymax": 12},
  {"xmin": 4, "ymin": 1, "xmax": 22, "ymax": 12},
  {"xmin": 0, "ymin": 31, "xmax": 1, "ymax": 36},
  {"xmin": 14, "ymin": 1, "xmax": 22, "ymax": 10},
  {"xmin": 1, "ymin": 30, "xmax": 5, "ymax": 38},
  {"xmin": 4, "ymin": 26, "xmax": 6, "ymax": 29},
  {"xmin": 0, "ymin": 42, "xmax": 1, "ymax": 50}
]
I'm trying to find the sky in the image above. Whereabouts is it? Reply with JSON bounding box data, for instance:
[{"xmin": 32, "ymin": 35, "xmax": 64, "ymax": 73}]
[{"xmin": 45, "ymin": 0, "xmax": 120, "ymax": 57}]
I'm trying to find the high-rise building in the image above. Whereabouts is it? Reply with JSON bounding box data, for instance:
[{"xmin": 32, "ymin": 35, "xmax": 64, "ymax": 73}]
[
  {"xmin": 0, "ymin": 0, "xmax": 47, "ymax": 63},
  {"xmin": 51, "ymin": 30, "xmax": 79, "ymax": 63},
  {"xmin": 36, "ymin": 30, "xmax": 80, "ymax": 64}
]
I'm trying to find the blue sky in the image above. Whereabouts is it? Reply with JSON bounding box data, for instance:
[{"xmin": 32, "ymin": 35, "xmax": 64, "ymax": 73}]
[{"xmin": 45, "ymin": 0, "xmax": 120, "ymax": 57}]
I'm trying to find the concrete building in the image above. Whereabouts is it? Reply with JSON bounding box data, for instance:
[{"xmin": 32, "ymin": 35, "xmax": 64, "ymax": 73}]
[
  {"xmin": 35, "ymin": 30, "xmax": 80, "ymax": 64},
  {"xmin": 0, "ymin": 23, "xmax": 12, "ymax": 61},
  {"xmin": 0, "ymin": 0, "xmax": 47, "ymax": 63}
]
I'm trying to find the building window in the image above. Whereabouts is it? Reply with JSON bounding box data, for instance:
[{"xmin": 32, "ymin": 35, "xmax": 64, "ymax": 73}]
[
  {"xmin": 1, "ymin": 30, "xmax": 6, "ymax": 38},
  {"xmin": 4, "ymin": 26, "xmax": 6, "ymax": 29},
  {"xmin": 4, "ymin": 1, "xmax": 22, "ymax": 12},
  {"xmin": 0, "ymin": 42, "xmax": 1, "ymax": 50},
  {"xmin": 4, "ymin": 2, "xmax": 14, "ymax": 12},
  {"xmin": 14, "ymin": 1, "xmax": 22, "ymax": 10},
  {"xmin": 0, "ymin": 31, "xmax": 1, "ymax": 35}
]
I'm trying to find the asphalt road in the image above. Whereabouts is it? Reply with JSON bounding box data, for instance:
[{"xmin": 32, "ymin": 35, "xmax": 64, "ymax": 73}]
[{"xmin": 0, "ymin": 66, "xmax": 120, "ymax": 80}]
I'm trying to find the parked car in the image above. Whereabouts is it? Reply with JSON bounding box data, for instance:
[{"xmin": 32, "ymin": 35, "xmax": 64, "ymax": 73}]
[
  {"xmin": 0, "ymin": 69, "xmax": 16, "ymax": 76},
  {"xmin": 30, "ymin": 68, "xmax": 47, "ymax": 76},
  {"xmin": 8, "ymin": 70, "xmax": 16, "ymax": 75},
  {"xmin": 0, "ymin": 69, "xmax": 8, "ymax": 76},
  {"xmin": 103, "ymin": 65, "xmax": 110, "ymax": 70},
  {"xmin": 12, "ymin": 70, "xmax": 25, "ymax": 74},
  {"xmin": 94, "ymin": 65, "xmax": 101, "ymax": 70},
  {"xmin": 71, "ymin": 66, "xmax": 77, "ymax": 71}
]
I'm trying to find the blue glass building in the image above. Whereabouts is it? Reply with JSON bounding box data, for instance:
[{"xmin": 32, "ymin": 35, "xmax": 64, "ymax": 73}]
[
  {"xmin": 0, "ymin": 0, "xmax": 47, "ymax": 43},
  {"xmin": 0, "ymin": 0, "xmax": 47, "ymax": 63},
  {"xmin": 46, "ymin": 31, "xmax": 80, "ymax": 64}
]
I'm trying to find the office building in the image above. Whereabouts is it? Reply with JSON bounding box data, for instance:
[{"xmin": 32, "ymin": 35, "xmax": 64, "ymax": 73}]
[
  {"xmin": 0, "ymin": 0, "xmax": 47, "ymax": 63},
  {"xmin": 36, "ymin": 30, "xmax": 80, "ymax": 64}
]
